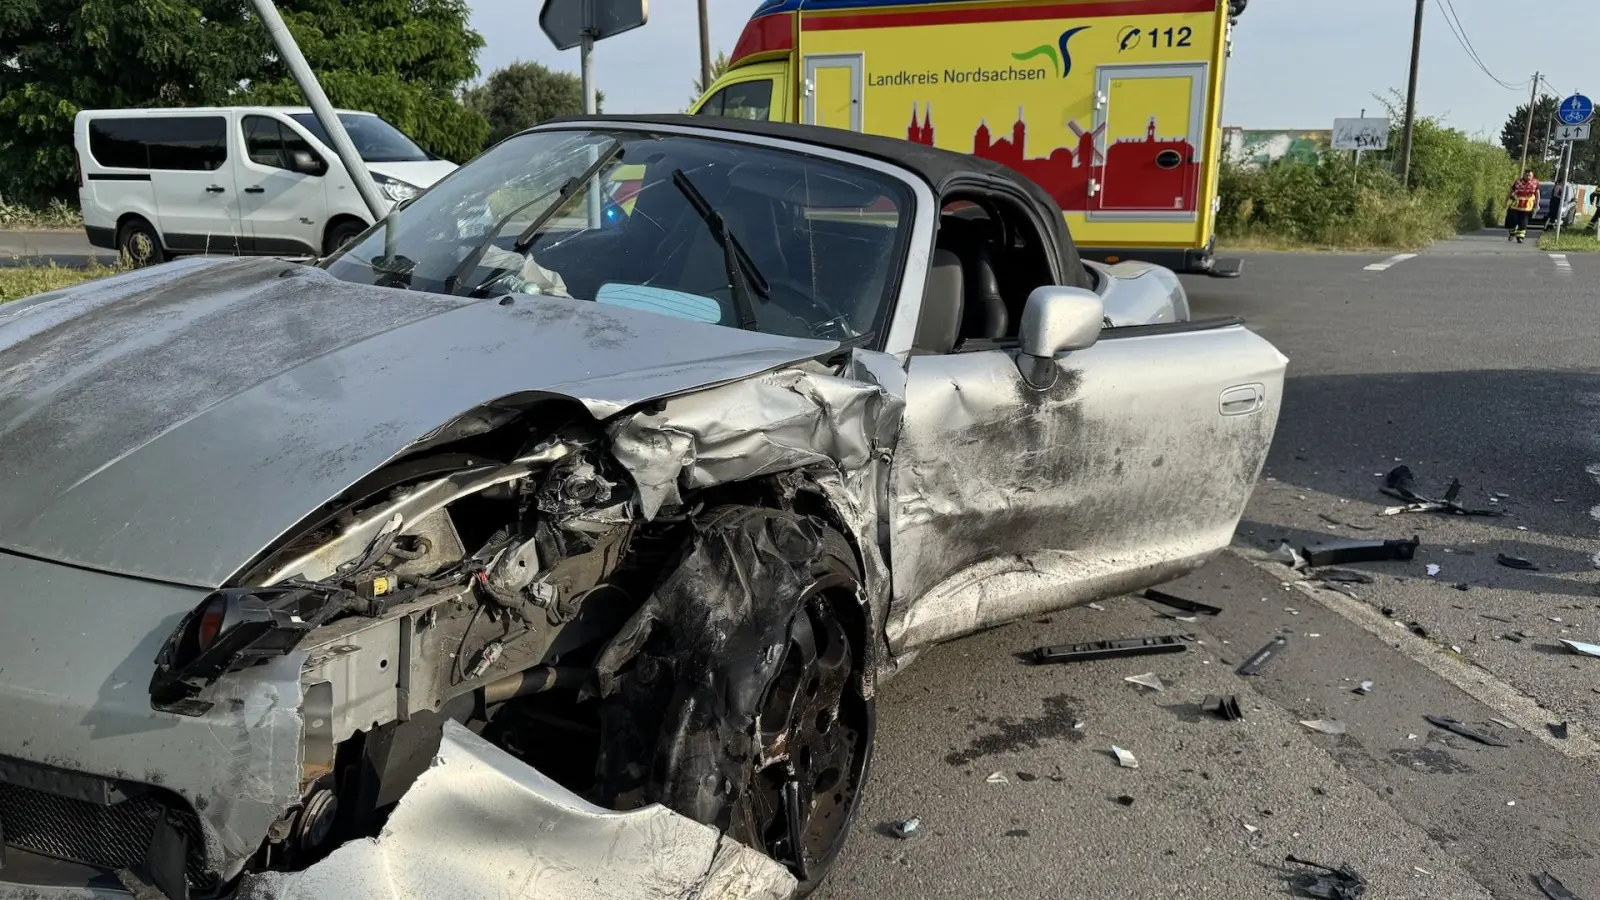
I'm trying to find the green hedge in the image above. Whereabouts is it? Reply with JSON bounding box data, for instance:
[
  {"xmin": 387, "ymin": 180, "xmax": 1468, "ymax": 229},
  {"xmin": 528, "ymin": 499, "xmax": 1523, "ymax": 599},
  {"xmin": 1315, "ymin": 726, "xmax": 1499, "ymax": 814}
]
[{"xmin": 1219, "ymin": 116, "xmax": 1518, "ymax": 248}]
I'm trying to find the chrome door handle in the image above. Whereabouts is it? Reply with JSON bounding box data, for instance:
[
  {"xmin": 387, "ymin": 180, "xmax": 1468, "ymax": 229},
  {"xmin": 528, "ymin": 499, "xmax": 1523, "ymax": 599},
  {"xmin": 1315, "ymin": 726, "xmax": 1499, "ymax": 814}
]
[
  {"xmin": 1219, "ymin": 384, "xmax": 1264, "ymax": 416},
  {"xmin": 244, "ymin": 186, "xmax": 265, "ymax": 194}
]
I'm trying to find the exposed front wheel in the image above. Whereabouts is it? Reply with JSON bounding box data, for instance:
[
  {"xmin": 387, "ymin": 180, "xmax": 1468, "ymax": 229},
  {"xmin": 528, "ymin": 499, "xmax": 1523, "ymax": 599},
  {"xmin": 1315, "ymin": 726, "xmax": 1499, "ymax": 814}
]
[
  {"xmin": 323, "ymin": 220, "xmax": 367, "ymax": 256},
  {"xmin": 117, "ymin": 218, "xmax": 164, "ymax": 267}
]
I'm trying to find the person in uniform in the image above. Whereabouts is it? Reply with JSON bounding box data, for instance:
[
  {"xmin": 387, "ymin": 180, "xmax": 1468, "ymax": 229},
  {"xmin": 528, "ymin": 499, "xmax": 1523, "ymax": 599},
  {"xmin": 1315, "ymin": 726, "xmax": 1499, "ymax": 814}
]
[{"xmin": 1506, "ymin": 170, "xmax": 1540, "ymax": 243}]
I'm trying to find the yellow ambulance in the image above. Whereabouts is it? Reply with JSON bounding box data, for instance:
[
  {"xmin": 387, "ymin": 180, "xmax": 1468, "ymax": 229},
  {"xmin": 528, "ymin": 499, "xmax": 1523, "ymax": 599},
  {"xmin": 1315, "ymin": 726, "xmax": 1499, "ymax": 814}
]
[{"xmin": 691, "ymin": 0, "xmax": 1247, "ymax": 277}]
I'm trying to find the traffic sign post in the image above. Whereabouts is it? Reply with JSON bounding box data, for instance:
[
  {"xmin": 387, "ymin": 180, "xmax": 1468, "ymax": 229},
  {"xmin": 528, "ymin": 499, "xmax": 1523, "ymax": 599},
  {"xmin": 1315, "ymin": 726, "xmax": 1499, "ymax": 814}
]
[
  {"xmin": 1556, "ymin": 123, "xmax": 1591, "ymax": 142},
  {"xmin": 1557, "ymin": 94, "xmax": 1593, "ymax": 126},
  {"xmin": 1552, "ymin": 95, "xmax": 1590, "ymax": 241}
]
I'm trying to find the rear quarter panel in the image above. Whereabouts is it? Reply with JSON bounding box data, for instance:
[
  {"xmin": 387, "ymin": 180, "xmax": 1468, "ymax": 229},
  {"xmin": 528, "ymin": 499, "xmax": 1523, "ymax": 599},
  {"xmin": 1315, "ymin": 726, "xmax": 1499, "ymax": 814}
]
[{"xmin": 74, "ymin": 113, "xmax": 158, "ymax": 234}]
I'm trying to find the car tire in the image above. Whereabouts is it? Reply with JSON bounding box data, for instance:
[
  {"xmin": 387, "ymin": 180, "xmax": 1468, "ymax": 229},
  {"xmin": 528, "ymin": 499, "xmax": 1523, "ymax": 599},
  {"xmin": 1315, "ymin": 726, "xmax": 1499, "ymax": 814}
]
[
  {"xmin": 117, "ymin": 218, "xmax": 165, "ymax": 267},
  {"xmin": 323, "ymin": 219, "xmax": 367, "ymax": 256},
  {"xmin": 607, "ymin": 507, "xmax": 875, "ymax": 895}
]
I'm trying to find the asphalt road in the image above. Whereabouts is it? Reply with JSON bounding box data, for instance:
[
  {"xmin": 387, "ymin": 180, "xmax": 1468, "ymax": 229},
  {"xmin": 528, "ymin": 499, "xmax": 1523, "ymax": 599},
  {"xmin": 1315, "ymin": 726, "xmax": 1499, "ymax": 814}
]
[{"xmin": 817, "ymin": 231, "xmax": 1600, "ymax": 900}]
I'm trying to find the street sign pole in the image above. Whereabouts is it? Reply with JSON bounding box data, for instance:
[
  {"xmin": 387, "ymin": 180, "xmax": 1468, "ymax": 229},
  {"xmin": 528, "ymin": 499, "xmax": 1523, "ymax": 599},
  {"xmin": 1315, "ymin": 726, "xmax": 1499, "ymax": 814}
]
[
  {"xmin": 581, "ymin": 26, "xmax": 602, "ymax": 227},
  {"xmin": 1551, "ymin": 93, "xmax": 1593, "ymax": 242}
]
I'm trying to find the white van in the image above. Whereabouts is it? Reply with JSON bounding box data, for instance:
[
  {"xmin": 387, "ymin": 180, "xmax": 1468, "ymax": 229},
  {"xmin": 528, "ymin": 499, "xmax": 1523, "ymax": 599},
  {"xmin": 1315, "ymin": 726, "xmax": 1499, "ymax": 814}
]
[{"xmin": 74, "ymin": 107, "xmax": 457, "ymax": 264}]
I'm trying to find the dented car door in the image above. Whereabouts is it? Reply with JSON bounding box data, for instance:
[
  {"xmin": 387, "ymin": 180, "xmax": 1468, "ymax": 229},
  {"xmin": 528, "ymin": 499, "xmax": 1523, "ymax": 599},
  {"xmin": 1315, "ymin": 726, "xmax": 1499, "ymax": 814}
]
[{"xmin": 887, "ymin": 321, "xmax": 1285, "ymax": 653}]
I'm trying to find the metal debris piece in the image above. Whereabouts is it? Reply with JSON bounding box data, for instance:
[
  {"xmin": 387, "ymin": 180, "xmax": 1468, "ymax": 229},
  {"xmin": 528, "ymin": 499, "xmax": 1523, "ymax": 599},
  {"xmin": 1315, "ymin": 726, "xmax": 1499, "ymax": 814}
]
[
  {"xmin": 892, "ymin": 817, "xmax": 921, "ymax": 839},
  {"xmin": 1243, "ymin": 823, "xmax": 1260, "ymax": 834},
  {"xmin": 1201, "ymin": 694, "xmax": 1244, "ymax": 720},
  {"xmin": 1379, "ymin": 465, "xmax": 1503, "ymax": 517},
  {"xmin": 1490, "ymin": 718, "xmax": 1516, "ymax": 729},
  {"xmin": 1413, "ymin": 866, "xmax": 1433, "ymax": 876},
  {"xmin": 1143, "ymin": 588, "xmax": 1223, "ymax": 616},
  {"xmin": 1312, "ymin": 569, "xmax": 1375, "ymax": 585},
  {"xmin": 1354, "ymin": 681, "xmax": 1374, "ymax": 695},
  {"xmin": 1301, "ymin": 536, "xmax": 1420, "ymax": 567},
  {"xmin": 1549, "ymin": 722, "xmax": 1570, "ymax": 740},
  {"xmin": 1031, "ymin": 634, "xmax": 1191, "ymax": 665},
  {"xmin": 1300, "ymin": 719, "xmax": 1348, "ymax": 735},
  {"xmin": 1318, "ymin": 513, "xmax": 1374, "ymax": 531},
  {"xmin": 1496, "ymin": 553, "xmax": 1539, "ymax": 571},
  {"xmin": 1124, "ymin": 672, "xmax": 1165, "ymax": 691},
  {"xmin": 1425, "ymin": 564, "xmax": 1441, "ymax": 577},
  {"xmin": 1086, "ymin": 602, "xmax": 1107, "ymax": 611},
  {"xmin": 1559, "ymin": 639, "xmax": 1600, "ymax": 658},
  {"xmin": 985, "ymin": 772, "xmax": 1008, "ymax": 784},
  {"xmin": 1111, "ymin": 746, "xmax": 1139, "ymax": 769},
  {"xmin": 1285, "ymin": 854, "xmax": 1367, "ymax": 899},
  {"xmin": 1073, "ymin": 720, "xmax": 1087, "ymax": 731},
  {"xmin": 1502, "ymin": 632, "xmax": 1526, "ymax": 643},
  {"xmin": 1238, "ymin": 636, "xmax": 1289, "ymax": 676},
  {"xmin": 1424, "ymin": 715, "xmax": 1510, "ymax": 747},
  {"xmin": 1479, "ymin": 613, "xmax": 1513, "ymax": 623},
  {"xmin": 1270, "ymin": 542, "xmax": 1308, "ymax": 569},
  {"xmin": 1536, "ymin": 872, "xmax": 1583, "ymax": 900}
]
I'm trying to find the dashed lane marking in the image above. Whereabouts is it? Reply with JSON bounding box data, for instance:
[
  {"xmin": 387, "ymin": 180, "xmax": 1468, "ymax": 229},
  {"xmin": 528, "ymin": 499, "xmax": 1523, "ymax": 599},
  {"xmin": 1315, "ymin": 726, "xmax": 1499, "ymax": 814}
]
[
  {"xmin": 1363, "ymin": 253, "xmax": 1417, "ymax": 272},
  {"xmin": 1550, "ymin": 253, "xmax": 1573, "ymax": 276}
]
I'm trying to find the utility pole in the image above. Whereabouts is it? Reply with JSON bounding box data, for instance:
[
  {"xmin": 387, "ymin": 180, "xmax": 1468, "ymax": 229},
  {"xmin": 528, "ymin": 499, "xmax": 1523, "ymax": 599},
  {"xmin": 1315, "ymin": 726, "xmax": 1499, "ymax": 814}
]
[
  {"xmin": 1518, "ymin": 72, "xmax": 1540, "ymax": 173},
  {"xmin": 1397, "ymin": 0, "xmax": 1424, "ymax": 188},
  {"xmin": 698, "ymin": 0, "xmax": 712, "ymax": 95}
]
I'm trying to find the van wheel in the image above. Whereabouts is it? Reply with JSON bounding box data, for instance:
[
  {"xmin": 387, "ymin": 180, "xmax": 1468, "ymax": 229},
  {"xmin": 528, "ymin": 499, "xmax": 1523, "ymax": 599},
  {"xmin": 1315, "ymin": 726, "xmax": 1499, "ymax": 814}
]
[
  {"xmin": 117, "ymin": 218, "xmax": 164, "ymax": 267},
  {"xmin": 324, "ymin": 220, "xmax": 367, "ymax": 256}
]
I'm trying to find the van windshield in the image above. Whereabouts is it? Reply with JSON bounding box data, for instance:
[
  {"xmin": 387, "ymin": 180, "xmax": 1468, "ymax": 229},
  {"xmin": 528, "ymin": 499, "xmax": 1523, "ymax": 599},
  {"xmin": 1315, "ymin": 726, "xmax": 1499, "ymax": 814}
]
[{"xmin": 289, "ymin": 113, "xmax": 431, "ymax": 163}]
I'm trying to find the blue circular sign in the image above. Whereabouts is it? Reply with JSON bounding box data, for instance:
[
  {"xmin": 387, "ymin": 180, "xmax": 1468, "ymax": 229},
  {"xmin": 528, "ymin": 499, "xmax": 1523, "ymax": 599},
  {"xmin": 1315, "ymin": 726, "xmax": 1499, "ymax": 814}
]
[{"xmin": 1558, "ymin": 94, "xmax": 1593, "ymax": 126}]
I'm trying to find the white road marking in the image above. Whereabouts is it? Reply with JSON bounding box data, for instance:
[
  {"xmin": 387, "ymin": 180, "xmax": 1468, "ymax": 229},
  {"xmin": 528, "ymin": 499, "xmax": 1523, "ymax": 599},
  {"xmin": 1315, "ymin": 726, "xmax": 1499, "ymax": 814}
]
[
  {"xmin": 1363, "ymin": 253, "xmax": 1417, "ymax": 272},
  {"xmin": 1550, "ymin": 253, "xmax": 1573, "ymax": 275}
]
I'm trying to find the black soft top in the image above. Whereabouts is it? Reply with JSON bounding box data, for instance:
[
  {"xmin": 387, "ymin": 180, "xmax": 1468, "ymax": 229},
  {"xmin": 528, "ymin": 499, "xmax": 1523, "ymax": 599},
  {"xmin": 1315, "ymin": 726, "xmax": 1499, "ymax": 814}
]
[{"xmin": 535, "ymin": 114, "xmax": 1093, "ymax": 290}]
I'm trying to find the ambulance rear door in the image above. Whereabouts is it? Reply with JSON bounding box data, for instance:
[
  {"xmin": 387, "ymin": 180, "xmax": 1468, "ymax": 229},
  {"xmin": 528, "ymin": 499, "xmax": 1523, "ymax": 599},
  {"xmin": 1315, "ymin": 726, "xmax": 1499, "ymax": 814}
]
[
  {"xmin": 1091, "ymin": 63, "xmax": 1207, "ymax": 220},
  {"xmin": 802, "ymin": 53, "xmax": 864, "ymax": 132}
]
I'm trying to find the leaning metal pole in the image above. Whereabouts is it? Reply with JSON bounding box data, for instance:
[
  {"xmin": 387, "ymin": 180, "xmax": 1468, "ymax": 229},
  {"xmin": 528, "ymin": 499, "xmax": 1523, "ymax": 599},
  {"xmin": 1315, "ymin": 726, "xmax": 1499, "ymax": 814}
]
[{"xmin": 249, "ymin": 0, "xmax": 387, "ymax": 223}]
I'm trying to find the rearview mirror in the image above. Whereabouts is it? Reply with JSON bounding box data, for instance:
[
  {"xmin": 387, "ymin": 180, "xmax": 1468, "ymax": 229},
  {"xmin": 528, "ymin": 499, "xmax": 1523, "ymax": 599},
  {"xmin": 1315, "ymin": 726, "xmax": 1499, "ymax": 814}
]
[
  {"xmin": 290, "ymin": 150, "xmax": 326, "ymax": 176},
  {"xmin": 1016, "ymin": 285, "xmax": 1103, "ymax": 389}
]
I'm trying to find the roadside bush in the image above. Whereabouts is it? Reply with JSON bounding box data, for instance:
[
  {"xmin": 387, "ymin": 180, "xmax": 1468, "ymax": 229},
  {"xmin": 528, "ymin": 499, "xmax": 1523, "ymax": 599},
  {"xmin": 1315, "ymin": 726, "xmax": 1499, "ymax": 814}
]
[{"xmin": 0, "ymin": 196, "xmax": 82, "ymax": 230}]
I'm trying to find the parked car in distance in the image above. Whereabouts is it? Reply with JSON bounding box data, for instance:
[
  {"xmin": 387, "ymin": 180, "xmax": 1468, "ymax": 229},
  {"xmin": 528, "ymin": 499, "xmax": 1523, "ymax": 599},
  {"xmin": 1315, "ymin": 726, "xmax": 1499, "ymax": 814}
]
[
  {"xmin": 3, "ymin": 114, "xmax": 1285, "ymax": 900},
  {"xmin": 74, "ymin": 107, "xmax": 457, "ymax": 264},
  {"xmin": 1535, "ymin": 181, "xmax": 1578, "ymax": 227}
]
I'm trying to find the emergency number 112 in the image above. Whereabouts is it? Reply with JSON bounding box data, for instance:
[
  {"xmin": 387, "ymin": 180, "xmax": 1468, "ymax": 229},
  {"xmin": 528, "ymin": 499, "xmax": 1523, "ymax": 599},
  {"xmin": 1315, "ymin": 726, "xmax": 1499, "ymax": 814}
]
[{"xmin": 1148, "ymin": 26, "xmax": 1193, "ymax": 48}]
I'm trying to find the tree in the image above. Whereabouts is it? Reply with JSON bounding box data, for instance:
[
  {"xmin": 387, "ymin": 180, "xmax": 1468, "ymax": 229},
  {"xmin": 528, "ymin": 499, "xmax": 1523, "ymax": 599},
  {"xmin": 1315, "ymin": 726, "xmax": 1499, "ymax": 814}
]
[
  {"xmin": 688, "ymin": 51, "xmax": 731, "ymax": 106},
  {"xmin": 465, "ymin": 61, "xmax": 602, "ymax": 149},
  {"xmin": 0, "ymin": 0, "xmax": 488, "ymax": 206},
  {"xmin": 1500, "ymin": 94, "xmax": 1560, "ymax": 175}
]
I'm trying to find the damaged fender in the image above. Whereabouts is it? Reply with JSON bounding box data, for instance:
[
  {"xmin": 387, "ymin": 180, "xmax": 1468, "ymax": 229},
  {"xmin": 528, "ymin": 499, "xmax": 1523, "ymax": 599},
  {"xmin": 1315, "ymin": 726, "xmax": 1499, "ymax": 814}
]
[{"xmin": 236, "ymin": 721, "xmax": 795, "ymax": 900}]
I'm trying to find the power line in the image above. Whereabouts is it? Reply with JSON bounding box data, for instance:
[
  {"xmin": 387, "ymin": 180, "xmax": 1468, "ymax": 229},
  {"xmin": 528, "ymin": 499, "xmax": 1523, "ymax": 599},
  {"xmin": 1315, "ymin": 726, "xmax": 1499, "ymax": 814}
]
[{"xmin": 1433, "ymin": 0, "xmax": 1525, "ymax": 90}]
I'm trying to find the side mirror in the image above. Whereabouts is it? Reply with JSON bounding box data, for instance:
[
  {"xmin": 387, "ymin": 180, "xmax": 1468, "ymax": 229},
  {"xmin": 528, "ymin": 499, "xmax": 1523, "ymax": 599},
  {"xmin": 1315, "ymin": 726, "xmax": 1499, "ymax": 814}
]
[
  {"xmin": 1016, "ymin": 285, "xmax": 1103, "ymax": 389},
  {"xmin": 290, "ymin": 150, "xmax": 326, "ymax": 176}
]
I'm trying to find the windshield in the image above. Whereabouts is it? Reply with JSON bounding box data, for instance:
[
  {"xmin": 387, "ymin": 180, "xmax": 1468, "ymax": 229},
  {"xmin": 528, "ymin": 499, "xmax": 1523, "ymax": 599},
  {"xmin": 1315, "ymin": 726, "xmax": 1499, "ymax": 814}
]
[
  {"xmin": 321, "ymin": 129, "xmax": 913, "ymax": 344},
  {"xmin": 290, "ymin": 113, "xmax": 430, "ymax": 163}
]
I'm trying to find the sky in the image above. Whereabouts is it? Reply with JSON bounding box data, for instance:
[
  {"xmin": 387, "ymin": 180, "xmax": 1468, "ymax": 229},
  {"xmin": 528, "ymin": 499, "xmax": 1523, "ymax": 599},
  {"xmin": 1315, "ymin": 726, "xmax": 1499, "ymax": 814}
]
[{"xmin": 470, "ymin": 1, "xmax": 1598, "ymax": 138}]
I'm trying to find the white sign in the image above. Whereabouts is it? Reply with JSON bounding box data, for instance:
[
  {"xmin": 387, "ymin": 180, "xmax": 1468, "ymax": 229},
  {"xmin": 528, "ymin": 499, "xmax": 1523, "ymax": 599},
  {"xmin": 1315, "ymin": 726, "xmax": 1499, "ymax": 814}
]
[
  {"xmin": 1556, "ymin": 123, "xmax": 1591, "ymax": 142},
  {"xmin": 1332, "ymin": 117, "xmax": 1389, "ymax": 151}
]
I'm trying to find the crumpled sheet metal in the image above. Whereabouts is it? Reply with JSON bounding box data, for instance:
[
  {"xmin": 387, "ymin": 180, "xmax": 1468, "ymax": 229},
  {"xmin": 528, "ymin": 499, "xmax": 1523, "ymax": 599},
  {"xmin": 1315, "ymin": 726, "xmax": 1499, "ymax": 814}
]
[
  {"xmin": 608, "ymin": 358, "xmax": 903, "ymax": 520},
  {"xmin": 236, "ymin": 720, "xmax": 795, "ymax": 900}
]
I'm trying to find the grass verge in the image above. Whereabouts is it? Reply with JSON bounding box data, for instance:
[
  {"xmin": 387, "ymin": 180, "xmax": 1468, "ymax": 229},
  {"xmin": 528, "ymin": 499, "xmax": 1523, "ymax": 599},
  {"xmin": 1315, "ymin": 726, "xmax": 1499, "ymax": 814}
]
[
  {"xmin": 0, "ymin": 198, "xmax": 84, "ymax": 231},
  {"xmin": 1538, "ymin": 228, "xmax": 1600, "ymax": 252},
  {"xmin": 0, "ymin": 262, "xmax": 121, "ymax": 303}
]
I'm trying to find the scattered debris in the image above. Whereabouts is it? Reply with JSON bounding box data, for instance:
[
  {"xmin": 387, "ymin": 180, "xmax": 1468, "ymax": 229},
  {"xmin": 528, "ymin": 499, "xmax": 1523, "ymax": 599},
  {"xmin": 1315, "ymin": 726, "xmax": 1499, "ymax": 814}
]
[
  {"xmin": 1408, "ymin": 621, "xmax": 1429, "ymax": 638},
  {"xmin": 1201, "ymin": 694, "xmax": 1245, "ymax": 720},
  {"xmin": 1426, "ymin": 564, "xmax": 1441, "ymax": 577},
  {"xmin": 1270, "ymin": 542, "xmax": 1308, "ymax": 570},
  {"xmin": 1237, "ymin": 637, "xmax": 1289, "ymax": 676},
  {"xmin": 892, "ymin": 817, "xmax": 921, "ymax": 839},
  {"xmin": 1549, "ymin": 722, "xmax": 1569, "ymax": 740},
  {"xmin": 1381, "ymin": 606, "xmax": 1397, "ymax": 618},
  {"xmin": 1073, "ymin": 720, "xmax": 1088, "ymax": 731},
  {"xmin": 1312, "ymin": 569, "xmax": 1375, "ymax": 585},
  {"xmin": 1302, "ymin": 536, "xmax": 1420, "ymax": 567},
  {"xmin": 1086, "ymin": 602, "xmax": 1107, "ymax": 611},
  {"xmin": 1424, "ymin": 715, "xmax": 1510, "ymax": 747},
  {"xmin": 1284, "ymin": 854, "xmax": 1368, "ymax": 899},
  {"xmin": 1413, "ymin": 866, "xmax": 1433, "ymax": 876},
  {"xmin": 1124, "ymin": 672, "xmax": 1165, "ymax": 692},
  {"xmin": 1142, "ymin": 588, "xmax": 1223, "ymax": 616},
  {"xmin": 1243, "ymin": 823, "xmax": 1260, "ymax": 834},
  {"xmin": 985, "ymin": 772, "xmax": 1009, "ymax": 784},
  {"xmin": 1502, "ymin": 632, "xmax": 1526, "ymax": 643},
  {"xmin": 1453, "ymin": 583, "xmax": 1471, "ymax": 591},
  {"xmin": 1318, "ymin": 513, "xmax": 1374, "ymax": 531},
  {"xmin": 1536, "ymin": 872, "xmax": 1583, "ymax": 900},
  {"xmin": 1559, "ymin": 639, "xmax": 1600, "ymax": 658},
  {"xmin": 1300, "ymin": 719, "xmax": 1348, "ymax": 736},
  {"xmin": 1379, "ymin": 465, "xmax": 1503, "ymax": 517},
  {"xmin": 1490, "ymin": 718, "xmax": 1516, "ymax": 729},
  {"xmin": 1549, "ymin": 616, "xmax": 1564, "ymax": 624},
  {"xmin": 1115, "ymin": 795, "xmax": 1135, "ymax": 807},
  {"xmin": 1285, "ymin": 607, "xmax": 1300, "ymax": 616},
  {"xmin": 1480, "ymin": 613, "xmax": 1514, "ymax": 623},
  {"xmin": 1496, "ymin": 553, "xmax": 1539, "ymax": 571},
  {"xmin": 1354, "ymin": 681, "xmax": 1374, "ymax": 695},
  {"xmin": 1111, "ymin": 746, "xmax": 1139, "ymax": 769},
  {"xmin": 1031, "ymin": 634, "xmax": 1191, "ymax": 665},
  {"xmin": 1015, "ymin": 772, "xmax": 1038, "ymax": 782}
]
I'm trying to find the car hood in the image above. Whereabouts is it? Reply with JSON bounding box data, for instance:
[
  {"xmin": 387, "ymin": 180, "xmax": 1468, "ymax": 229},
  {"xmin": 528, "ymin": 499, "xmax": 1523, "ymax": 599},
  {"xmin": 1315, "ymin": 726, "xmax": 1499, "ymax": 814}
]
[{"xmin": 0, "ymin": 257, "xmax": 836, "ymax": 588}]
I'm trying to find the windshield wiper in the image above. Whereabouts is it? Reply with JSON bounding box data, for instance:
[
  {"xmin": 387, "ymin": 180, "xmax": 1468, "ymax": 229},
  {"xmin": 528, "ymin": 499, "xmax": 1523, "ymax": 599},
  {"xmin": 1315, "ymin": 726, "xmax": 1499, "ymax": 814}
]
[
  {"xmin": 442, "ymin": 140, "xmax": 621, "ymax": 296},
  {"xmin": 670, "ymin": 168, "xmax": 769, "ymax": 331}
]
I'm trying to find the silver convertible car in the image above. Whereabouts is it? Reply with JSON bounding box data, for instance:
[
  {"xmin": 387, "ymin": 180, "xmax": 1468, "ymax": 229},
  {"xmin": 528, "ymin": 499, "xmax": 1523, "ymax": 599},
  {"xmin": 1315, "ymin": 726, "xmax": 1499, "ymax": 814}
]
[{"xmin": 0, "ymin": 115, "xmax": 1285, "ymax": 900}]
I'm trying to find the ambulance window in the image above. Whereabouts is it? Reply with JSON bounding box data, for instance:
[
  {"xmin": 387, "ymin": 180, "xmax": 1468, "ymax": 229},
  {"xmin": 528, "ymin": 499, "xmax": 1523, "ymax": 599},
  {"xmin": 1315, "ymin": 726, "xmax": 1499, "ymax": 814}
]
[{"xmin": 695, "ymin": 80, "xmax": 774, "ymax": 121}]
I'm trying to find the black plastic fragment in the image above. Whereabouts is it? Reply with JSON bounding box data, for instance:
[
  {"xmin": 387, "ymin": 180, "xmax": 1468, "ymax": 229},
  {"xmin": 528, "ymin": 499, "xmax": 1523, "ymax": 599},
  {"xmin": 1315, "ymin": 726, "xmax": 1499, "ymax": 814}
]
[
  {"xmin": 1237, "ymin": 637, "xmax": 1288, "ymax": 676},
  {"xmin": 1381, "ymin": 465, "xmax": 1503, "ymax": 517},
  {"xmin": 1201, "ymin": 694, "xmax": 1244, "ymax": 720},
  {"xmin": 1285, "ymin": 854, "xmax": 1367, "ymax": 899},
  {"xmin": 1301, "ymin": 536, "xmax": 1419, "ymax": 567},
  {"xmin": 1536, "ymin": 872, "xmax": 1583, "ymax": 900},
  {"xmin": 1311, "ymin": 569, "xmax": 1375, "ymax": 585},
  {"xmin": 1549, "ymin": 722, "xmax": 1569, "ymax": 740},
  {"xmin": 1424, "ymin": 715, "xmax": 1510, "ymax": 747},
  {"xmin": 1031, "ymin": 634, "xmax": 1191, "ymax": 664},
  {"xmin": 1143, "ymin": 588, "xmax": 1223, "ymax": 616},
  {"xmin": 1496, "ymin": 553, "xmax": 1539, "ymax": 571}
]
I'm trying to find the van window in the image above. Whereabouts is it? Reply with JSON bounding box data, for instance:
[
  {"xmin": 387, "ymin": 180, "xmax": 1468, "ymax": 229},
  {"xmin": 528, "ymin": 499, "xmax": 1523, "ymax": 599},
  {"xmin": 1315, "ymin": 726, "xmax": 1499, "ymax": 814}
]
[
  {"xmin": 694, "ymin": 80, "xmax": 774, "ymax": 121},
  {"xmin": 288, "ymin": 113, "xmax": 430, "ymax": 163},
  {"xmin": 243, "ymin": 116, "xmax": 321, "ymax": 171},
  {"xmin": 88, "ymin": 117, "xmax": 227, "ymax": 171}
]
